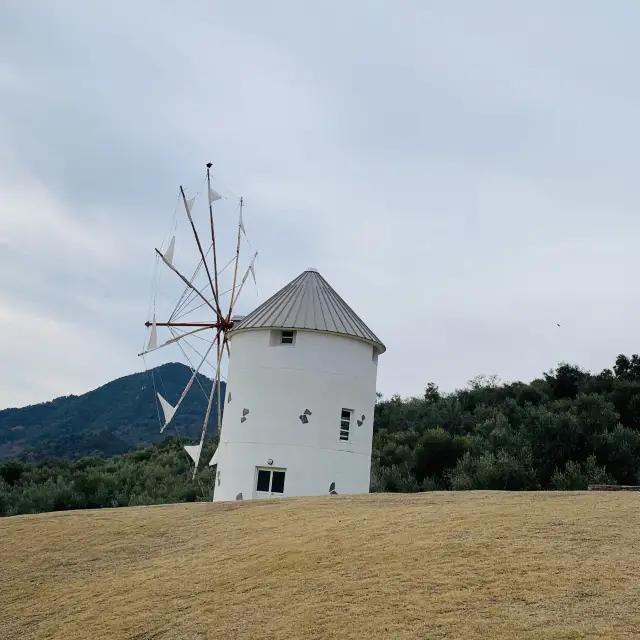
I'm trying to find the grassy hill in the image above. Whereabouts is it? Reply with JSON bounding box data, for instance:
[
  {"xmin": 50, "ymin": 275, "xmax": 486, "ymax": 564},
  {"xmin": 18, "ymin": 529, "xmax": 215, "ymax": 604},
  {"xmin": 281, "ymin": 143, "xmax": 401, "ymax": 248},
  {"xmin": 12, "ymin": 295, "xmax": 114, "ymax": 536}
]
[
  {"xmin": 0, "ymin": 363, "xmax": 225, "ymax": 461},
  {"xmin": 1, "ymin": 491, "xmax": 639, "ymax": 639}
]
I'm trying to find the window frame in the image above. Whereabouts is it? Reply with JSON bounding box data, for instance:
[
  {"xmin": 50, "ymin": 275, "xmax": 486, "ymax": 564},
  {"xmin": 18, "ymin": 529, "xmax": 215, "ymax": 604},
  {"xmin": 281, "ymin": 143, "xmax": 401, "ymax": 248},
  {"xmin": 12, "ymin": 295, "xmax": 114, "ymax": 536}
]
[
  {"xmin": 270, "ymin": 329, "xmax": 297, "ymax": 347},
  {"xmin": 339, "ymin": 408, "xmax": 352, "ymax": 442},
  {"xmin": 254, "ymin": 466, "xmax": 287, "ymax": 498}
]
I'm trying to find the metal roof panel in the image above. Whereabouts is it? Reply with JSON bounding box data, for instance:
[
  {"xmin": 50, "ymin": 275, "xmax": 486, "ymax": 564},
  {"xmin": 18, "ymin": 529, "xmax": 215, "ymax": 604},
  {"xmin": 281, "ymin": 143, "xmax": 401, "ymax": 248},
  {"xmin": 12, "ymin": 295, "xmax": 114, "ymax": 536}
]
[{"xmin": 231, "ymin": 269, "xmax": 385, "ymax": 353}]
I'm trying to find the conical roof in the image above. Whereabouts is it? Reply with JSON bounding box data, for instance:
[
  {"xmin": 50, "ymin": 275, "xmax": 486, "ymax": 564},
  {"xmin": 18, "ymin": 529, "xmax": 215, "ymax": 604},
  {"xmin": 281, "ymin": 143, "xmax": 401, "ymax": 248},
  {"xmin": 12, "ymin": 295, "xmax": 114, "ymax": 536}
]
[{"xmin": 231, "ymin": 268, "xmax": 385, "ymax": 353}]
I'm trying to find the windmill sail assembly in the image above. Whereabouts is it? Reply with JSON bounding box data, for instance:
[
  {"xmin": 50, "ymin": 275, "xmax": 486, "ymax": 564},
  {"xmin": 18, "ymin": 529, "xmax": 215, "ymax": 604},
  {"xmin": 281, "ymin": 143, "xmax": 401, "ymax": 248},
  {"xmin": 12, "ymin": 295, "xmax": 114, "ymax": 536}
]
[
  {"xmin": 140, "ymin": 163, "xmax": 257, "ymax": 480},
  {"xmin": 141, "ymin": 162, "xmax": 384, "ymax": 501}
]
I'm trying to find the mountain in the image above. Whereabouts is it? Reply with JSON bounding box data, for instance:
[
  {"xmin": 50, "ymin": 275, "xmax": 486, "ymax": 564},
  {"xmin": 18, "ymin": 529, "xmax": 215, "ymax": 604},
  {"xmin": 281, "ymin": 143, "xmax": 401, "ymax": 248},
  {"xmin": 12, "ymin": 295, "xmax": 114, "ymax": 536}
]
[{"xmin": 0, "ymin": 363, "xmax": 225, "ymax": 461}]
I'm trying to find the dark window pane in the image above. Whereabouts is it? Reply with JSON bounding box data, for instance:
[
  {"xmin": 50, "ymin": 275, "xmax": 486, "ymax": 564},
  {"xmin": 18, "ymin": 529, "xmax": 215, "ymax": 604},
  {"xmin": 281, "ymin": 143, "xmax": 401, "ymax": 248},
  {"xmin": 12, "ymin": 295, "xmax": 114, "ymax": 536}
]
[
  {"xmin": 271, "ymin": 471, "xmax": 285, "ymax": 493},
  {"xmin": 341, "ymin": 410, "xmax": 351, "ymax": 420},
  {"xmin": 256, "ymin": 469, "xmax": 270, "ymax": 492}
]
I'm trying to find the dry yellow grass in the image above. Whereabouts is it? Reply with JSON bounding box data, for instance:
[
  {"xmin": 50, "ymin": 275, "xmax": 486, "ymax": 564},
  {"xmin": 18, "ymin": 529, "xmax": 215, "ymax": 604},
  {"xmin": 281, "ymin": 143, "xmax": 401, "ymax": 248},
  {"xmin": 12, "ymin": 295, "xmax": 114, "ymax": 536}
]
[{"xmin": 1, "ymin": 492, "xmax": 640, "ymax": 639}]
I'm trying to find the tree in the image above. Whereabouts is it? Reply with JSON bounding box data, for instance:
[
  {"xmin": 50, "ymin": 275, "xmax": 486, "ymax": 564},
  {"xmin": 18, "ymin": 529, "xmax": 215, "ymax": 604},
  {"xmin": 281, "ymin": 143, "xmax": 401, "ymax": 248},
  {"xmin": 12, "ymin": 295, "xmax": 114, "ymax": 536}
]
[
  {"xmin": 613, "ymin": 354, "xmax": 640, "ymax": 380},
  {"xmin": 423, "ymin": 383, "xmax": 440, "ymax": 404},
  {"xmin": 544, "ymin": 363, "xmax": 587, "ymax": 400}
]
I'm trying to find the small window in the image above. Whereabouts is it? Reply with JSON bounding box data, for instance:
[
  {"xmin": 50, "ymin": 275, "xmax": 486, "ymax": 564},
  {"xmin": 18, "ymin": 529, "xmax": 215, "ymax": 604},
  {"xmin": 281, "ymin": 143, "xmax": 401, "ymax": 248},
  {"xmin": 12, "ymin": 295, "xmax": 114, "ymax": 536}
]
[
  {"xmin": 255, "ymin": 467, "xmax": 286, "ymax": 495},
  {"xmin": 340, "ymin": 409, "xmax": 352, "ymax": 441},
  {"xmin": 372, "ymin": 348, "xmax": 378, "ymax": 365},
  {"xmin": 256, "ymin": 469, "xmax": 270, "ymax": 492},
  {"xmin": 271, "ymin": 471, "xmax": 285, "ymax": 493},
  {"xmin": 270, "ymin": 329, "xmax": 297, "ymax": 346}
]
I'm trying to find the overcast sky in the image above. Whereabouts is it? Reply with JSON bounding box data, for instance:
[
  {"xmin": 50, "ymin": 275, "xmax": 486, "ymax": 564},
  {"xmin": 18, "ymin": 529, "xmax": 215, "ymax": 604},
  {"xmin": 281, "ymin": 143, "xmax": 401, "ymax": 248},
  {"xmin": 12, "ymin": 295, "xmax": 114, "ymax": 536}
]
[{"xmin": 1, "ymin": 1, "xmax": 639, "ymax": 409}]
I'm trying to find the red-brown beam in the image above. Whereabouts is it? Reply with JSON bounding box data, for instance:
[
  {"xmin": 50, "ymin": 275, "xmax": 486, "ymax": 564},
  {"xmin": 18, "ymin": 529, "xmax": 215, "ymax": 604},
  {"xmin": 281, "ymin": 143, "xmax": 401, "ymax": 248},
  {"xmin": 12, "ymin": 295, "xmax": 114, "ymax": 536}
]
[{"xmin": 144, "ymin": 321, "xmax": 233, "ymax": 329}]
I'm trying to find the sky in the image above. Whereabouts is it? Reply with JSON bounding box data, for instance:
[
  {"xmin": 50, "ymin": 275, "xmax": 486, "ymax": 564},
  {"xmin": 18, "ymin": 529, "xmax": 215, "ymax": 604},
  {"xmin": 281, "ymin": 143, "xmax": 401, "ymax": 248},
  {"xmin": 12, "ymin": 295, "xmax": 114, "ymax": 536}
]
[{"xmin": 1, "ymin": 1, "xmax": 640, "ymax": 409}]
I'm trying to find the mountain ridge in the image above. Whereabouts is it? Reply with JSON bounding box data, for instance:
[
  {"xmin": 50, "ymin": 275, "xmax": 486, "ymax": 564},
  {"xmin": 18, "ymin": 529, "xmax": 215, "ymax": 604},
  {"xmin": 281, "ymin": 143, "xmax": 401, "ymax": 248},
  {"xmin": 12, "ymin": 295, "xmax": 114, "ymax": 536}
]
[{"xmin": 0, "ymin": 363, "xmax": 225, "ymax": 461}]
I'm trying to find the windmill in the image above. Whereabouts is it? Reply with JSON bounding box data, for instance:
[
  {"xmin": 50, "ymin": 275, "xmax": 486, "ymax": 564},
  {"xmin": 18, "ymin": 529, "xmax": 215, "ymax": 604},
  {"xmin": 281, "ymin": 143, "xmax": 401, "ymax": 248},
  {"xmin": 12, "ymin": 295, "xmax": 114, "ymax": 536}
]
[{"xmin": 139, "ymin": 162, "xmax": 258, "ymax": 478}]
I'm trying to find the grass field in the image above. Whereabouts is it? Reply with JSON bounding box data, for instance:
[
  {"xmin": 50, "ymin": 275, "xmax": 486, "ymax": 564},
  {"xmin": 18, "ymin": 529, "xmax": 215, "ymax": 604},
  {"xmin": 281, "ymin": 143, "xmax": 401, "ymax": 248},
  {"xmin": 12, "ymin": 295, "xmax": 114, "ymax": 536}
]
[{"xmin": 1, "ymin": 492, "xmax": 639, "ymax": 639}]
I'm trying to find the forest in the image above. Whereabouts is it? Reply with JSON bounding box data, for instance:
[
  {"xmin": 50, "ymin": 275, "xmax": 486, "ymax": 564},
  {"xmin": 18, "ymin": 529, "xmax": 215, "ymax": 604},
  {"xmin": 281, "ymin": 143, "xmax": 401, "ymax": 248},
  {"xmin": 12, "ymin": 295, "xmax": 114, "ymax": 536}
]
[
  {"xmin": 371, "ymin": 354, "xmax": 640, "ymax": 492},
  {"xmin": 0, "ymin": 438, "xmax": 217, "ymax": 516},
  {"xmin": 3, "ymin": 353, "xmax": 640, "ymax": 516}
]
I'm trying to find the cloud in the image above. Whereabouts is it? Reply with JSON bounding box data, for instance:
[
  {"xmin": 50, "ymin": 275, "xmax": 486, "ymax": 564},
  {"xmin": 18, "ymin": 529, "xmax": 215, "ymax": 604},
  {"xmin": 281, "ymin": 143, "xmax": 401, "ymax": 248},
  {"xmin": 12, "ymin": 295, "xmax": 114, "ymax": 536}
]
[
  {"xmin": 1, "ymin": 1, "xmax": 640, "ymax": 408},
  {"xmin": 0, "ymin": 171, "xmax": 150, "ymax": 408},
  {"xmin": 0, "ymin": 300, "xmax": 134, "ymax": 409}
]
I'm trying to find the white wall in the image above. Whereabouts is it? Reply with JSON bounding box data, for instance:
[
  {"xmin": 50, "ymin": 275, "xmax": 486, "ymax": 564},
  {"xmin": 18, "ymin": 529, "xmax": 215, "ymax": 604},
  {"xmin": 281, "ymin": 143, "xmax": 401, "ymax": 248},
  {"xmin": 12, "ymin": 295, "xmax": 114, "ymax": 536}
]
[{"xmin": 212, "ymin": 328, "xmax": 379, "ymax": 501}]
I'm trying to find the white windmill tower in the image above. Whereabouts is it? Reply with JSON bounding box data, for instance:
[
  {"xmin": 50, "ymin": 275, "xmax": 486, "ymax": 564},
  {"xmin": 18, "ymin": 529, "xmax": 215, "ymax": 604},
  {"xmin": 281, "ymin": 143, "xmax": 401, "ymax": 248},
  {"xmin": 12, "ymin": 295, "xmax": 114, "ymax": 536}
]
[
  {"xmin": 208, "ymin": 268, "xmax": 385, "ymax": 501},
  {"xmin": 140, "ymin": 162, "xmax": 384, "ymax": 500}
]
